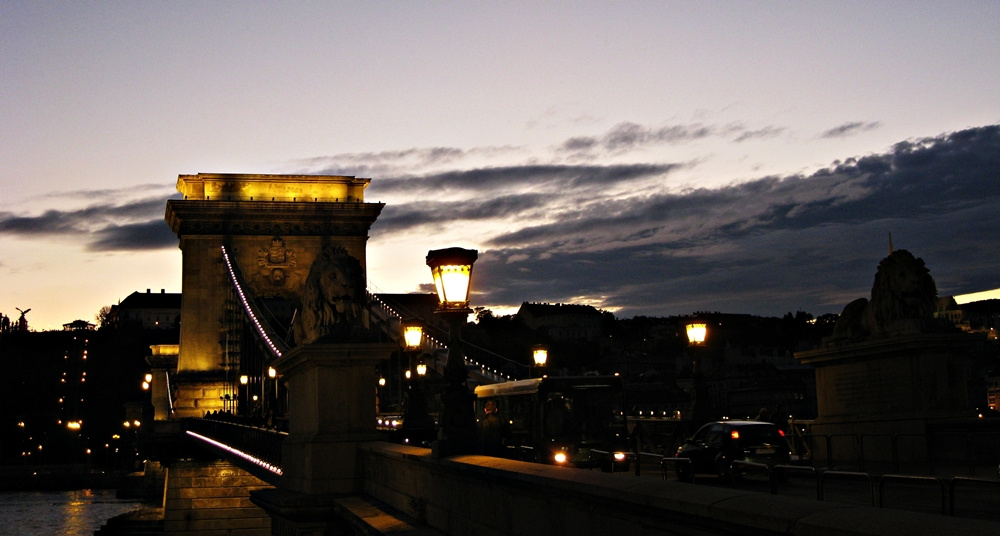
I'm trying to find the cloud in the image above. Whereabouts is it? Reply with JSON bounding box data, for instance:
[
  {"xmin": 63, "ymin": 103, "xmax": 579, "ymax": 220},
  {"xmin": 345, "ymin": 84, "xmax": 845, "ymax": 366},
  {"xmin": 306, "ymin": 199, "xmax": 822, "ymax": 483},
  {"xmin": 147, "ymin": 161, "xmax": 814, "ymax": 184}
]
[
  {"xmin": 88, "ymin": 219, "xmax": 177, "ymax": 251},
  {"xmin": 288, "ymin": 145, "xmax": 524, "ymax": 177},
  {"xmin": 0, "ymin": 195, "xmax": 177, "ymax": 251},
  {"xmin": 463, "ymin": 125, "xmax": 1000, "ymax": 316},
  {"xmin": 821, "ymin": 121, "xmax": 881, "ymax": 139},
  {"xmin": 557, "ymin": 121, "xmax": 785, "ymax": 157},
  {"xmin": 7, "ymin": 124, "xmax": 997, "ymax": 320},
  {"xmin": 367, "ymin": 163, "xmax": 681, "ymax": 198}
]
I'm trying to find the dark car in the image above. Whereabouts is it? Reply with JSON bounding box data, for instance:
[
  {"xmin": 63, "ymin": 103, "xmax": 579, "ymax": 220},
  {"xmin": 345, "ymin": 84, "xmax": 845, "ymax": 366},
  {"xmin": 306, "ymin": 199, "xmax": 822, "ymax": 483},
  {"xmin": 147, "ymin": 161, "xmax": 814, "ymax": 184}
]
[{"xmin": 675, "ymin": 420, "xmax": 790, "ymax": 480}]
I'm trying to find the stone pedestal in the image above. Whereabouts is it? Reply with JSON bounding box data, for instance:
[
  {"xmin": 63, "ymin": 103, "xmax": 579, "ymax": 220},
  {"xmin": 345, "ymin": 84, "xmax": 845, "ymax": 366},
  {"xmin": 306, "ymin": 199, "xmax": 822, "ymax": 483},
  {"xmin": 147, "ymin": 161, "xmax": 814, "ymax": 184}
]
[
  {"xmin": 274, "ymin": 342, "xmax": 397, "ymax": 495},
  {"xmin": 796, "ymin": 332, "xmax": 980, "ymax": 463}
]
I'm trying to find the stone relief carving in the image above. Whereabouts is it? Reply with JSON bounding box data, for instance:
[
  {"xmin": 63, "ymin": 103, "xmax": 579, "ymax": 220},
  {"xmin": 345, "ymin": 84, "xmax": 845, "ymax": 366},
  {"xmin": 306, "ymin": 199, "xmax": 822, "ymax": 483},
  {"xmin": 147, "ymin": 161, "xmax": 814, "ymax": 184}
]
[
  {"xmin": 292, "ymin": 245, "xmax": 372, "ymax": 345},
  {"xmin": 828, "ymin": 249, "xmax": 947, "ymax": 344},
  {"xmin": 258, "ymin": 237, "xmax": 296, "ymax": 287}
]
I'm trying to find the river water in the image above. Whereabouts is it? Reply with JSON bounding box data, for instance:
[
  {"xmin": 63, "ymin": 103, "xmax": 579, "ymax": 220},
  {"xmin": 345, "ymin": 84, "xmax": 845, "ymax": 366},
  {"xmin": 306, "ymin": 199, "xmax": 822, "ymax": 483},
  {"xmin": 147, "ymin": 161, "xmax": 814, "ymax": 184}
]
[{"xmin": 0, "ymin": 489, "xmax": 144, "ymax": 536}]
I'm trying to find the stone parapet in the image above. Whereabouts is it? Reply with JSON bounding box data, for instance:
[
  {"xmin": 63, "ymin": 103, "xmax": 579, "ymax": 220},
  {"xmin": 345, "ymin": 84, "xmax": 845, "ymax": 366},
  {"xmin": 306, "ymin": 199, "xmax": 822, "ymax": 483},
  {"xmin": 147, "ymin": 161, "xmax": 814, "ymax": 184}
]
[{"xmin": 357, "ymin": 442, "xmax": 999, "ymax": 536}]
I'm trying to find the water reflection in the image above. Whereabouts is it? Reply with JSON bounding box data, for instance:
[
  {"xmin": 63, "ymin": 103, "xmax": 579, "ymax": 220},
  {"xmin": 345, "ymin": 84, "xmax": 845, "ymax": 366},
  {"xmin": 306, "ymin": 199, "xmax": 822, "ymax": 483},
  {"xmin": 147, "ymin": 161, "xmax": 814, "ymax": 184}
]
[{"xmin": 0, "ymin": 489, "xmax": 142, "ymax": 536}]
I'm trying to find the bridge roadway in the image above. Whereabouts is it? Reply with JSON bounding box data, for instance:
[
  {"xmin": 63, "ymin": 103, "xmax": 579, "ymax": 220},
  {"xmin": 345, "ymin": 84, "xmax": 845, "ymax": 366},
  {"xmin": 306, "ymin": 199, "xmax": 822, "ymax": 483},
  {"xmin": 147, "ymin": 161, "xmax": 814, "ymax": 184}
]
[{"xmin": 175, "ymin": 418, "xmax": 999, "ymax": 535}]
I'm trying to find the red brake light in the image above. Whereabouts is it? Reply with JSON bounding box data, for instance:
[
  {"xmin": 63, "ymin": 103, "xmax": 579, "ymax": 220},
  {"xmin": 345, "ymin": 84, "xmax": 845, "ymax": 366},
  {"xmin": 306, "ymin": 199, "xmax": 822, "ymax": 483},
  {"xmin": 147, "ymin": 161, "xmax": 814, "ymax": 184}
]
[
  {"xmin": 730, "ymin": 430, "xmax": 739, "ymax": 440},
  {"xmin": 778, "ymin": 429, "xmax": 786, "ymax": 437}
]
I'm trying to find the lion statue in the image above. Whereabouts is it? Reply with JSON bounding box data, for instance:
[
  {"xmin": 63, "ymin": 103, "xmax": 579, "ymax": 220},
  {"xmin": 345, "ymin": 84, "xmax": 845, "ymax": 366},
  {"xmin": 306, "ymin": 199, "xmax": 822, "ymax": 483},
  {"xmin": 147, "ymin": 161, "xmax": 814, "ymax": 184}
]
[
  {"xmin": 293, "ymin": 245, "xmax": 371, "ymax": 345},
  {"xmin": 828, "ymin": 249, "xmax": 941, "ymax": 343}
]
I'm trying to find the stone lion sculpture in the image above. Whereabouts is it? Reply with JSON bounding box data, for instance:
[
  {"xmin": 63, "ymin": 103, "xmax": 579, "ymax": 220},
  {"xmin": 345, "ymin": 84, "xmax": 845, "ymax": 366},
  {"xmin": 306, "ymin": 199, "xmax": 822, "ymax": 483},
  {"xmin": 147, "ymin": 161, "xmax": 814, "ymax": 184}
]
[
  {"xmin": 293, "ymin": 245, "xmax": 370, "ymax": 345},
  {"xmin": 828, "ymin": 249, "xmax": 940, "ymax": 343}
]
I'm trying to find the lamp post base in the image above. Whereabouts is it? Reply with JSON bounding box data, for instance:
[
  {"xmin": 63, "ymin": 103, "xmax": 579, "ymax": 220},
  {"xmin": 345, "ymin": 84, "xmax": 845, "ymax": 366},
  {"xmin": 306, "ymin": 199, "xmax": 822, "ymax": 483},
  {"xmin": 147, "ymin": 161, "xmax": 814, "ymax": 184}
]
[{"xmin": 431, "ymin": 382, "xmax": 477, "ymax": 458}]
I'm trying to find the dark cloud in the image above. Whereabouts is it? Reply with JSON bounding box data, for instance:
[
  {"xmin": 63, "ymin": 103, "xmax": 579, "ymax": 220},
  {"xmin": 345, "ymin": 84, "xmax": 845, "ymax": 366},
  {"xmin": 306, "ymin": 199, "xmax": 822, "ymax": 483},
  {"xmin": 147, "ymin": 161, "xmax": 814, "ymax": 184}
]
[
  {"xmin": 821, "ymin": 121, "xmax": 881, "ymax": 139},
  {"xmin": 464, "ymin": 125, "xmax": 1000, "ymax": 317},
  {"xmin": 374, "ymin": 193, "xmax": 550, "ymax": 232},
  {"xmin": 366, "ymin": 163, "xmax": 681, "ymax": 198},
  {"xmin": 88, "ymin": 219, "xmax": 177, "ymax": 251},
  {"xmin": 0, "ymin": 196, "xmax": 178, "ymax": 251}
]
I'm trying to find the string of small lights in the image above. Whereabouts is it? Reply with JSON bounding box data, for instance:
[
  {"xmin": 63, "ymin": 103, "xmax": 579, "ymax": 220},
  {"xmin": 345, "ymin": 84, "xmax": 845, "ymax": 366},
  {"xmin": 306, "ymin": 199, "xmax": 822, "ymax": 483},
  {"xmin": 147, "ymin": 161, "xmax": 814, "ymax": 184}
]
[
  {"xmin": 220, "ymin": 246, "xmax": 283, "ymax": 358},
  {"xmin": 186, "ymin": 430, "xmax": 283, "ymax": 476}
]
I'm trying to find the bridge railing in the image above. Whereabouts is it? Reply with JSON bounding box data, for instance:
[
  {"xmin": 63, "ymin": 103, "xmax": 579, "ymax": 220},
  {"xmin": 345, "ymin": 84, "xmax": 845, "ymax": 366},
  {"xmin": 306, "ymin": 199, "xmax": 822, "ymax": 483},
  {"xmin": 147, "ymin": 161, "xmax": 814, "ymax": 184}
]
[{"xmin": 185, "ymin": 417, "xmax": 287, "ymax": 479}]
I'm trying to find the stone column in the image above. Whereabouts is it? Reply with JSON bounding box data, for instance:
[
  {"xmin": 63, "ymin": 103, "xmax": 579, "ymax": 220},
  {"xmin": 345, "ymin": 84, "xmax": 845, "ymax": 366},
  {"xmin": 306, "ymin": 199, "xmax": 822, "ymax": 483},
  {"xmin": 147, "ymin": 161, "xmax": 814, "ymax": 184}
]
[
  {"xmin": 252, "ymin": 342, "xmax": 396, "ymax": 534},
  {"xmin": 273, "ymin": 342, "xmax": 397, "ymax": 494}
]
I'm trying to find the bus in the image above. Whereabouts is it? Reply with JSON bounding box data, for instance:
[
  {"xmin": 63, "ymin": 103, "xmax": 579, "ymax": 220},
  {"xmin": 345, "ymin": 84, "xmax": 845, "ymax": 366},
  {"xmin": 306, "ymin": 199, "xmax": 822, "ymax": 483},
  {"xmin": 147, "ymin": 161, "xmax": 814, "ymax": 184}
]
[{"xmin": 474, "ymin": 375, "xmax": 631, "ymax": 471}]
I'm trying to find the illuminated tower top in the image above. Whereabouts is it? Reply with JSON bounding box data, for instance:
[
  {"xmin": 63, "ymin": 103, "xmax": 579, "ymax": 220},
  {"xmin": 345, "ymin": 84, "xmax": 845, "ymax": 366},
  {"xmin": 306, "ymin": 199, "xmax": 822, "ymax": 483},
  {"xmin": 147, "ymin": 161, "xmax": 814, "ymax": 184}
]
[{"xmin": 176, "ymin": 173, "xmax": 371, "ymax": 202}]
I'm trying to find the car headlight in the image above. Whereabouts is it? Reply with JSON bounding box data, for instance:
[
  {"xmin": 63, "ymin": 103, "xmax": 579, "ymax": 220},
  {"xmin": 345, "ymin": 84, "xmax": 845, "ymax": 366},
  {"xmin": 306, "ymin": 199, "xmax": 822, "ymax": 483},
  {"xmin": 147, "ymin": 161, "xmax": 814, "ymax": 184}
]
[
  {"xmin": 613, "ymin": 452, "xmax": 627, "ymax": 462},
  {"xmin": 553, "ymin": 451, "xmax": 568, "ymax": 464}
]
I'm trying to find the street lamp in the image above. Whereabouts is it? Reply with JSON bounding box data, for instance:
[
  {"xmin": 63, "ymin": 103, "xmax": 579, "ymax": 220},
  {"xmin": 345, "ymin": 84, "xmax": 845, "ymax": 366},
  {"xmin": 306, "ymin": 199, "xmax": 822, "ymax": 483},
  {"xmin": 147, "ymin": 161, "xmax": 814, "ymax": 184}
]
[
  {"xmin": 686, "ymin": 323, "xmax": 707, "ymax": 346},
  {"xmin": 401, "ymin": 320, "xmax": 434, "ymax": 441},
  {"xmin": 685, "ymin": 319, "xmax": 711, "ymax": 424},
  {"xmin": 426, "ymin": 247, "xmax": 478, "ymax": 455},
  {"xmin": 403, "ymin": 322, "xmax": 423, "ymax": 351},
  {"xmin": 531, "ymin": 344, "xmax": 548, "ymax": 378},
  {"xmin": 239, "ymin": 374, "xmax": 249, "ymax": 415},
  {"xmin": 267, "ymin": 366, "xmax": 278, "ymax": 417}
]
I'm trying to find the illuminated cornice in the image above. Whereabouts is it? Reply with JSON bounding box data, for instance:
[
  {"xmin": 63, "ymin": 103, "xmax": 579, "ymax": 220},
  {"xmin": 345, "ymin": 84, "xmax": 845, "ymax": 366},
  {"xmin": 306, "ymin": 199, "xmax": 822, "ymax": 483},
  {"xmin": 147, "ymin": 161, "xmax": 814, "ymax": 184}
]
[{"xmin": 177, "ymin": 173, "xmax": 370, "ymax": 202}]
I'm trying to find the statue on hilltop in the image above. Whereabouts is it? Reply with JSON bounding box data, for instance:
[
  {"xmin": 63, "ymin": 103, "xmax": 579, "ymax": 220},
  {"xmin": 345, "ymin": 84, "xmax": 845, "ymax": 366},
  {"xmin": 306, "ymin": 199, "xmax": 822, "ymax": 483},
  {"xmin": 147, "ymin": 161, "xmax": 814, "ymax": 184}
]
[{"xmin": 827, "ymin": 249, "xmax": 951, "ymax": 344}]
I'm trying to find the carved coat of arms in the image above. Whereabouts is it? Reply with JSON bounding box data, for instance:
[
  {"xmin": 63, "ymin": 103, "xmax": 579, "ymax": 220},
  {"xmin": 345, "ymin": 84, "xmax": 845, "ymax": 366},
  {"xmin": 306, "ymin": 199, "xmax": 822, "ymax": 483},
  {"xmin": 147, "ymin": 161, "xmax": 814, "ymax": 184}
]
[{"xmin": 258, "ymin": 237, "xmax": 296, "ymax": 286}]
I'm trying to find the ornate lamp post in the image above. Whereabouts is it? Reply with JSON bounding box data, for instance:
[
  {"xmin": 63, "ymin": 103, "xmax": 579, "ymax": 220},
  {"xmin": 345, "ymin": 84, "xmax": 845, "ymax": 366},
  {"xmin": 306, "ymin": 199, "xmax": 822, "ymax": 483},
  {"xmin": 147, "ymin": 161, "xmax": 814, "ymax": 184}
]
[
  {"xmin": 401, "ymin": 320, "xmax": 434, "ymax": 441},
  {"xmin": 685, "ymin": 319, "xmax": 710, "ymax": 424},
  {"xmin": 426, "ymin": 247, "xmax": 478, "ymax": 455}
]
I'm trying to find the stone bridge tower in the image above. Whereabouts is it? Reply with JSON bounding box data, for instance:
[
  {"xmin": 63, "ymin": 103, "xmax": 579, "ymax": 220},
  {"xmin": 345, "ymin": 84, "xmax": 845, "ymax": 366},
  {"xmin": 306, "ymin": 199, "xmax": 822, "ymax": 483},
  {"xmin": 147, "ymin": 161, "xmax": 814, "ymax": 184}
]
[{"xmin": 164, "ymin": 173, "xmax": 384, "ymax": 418}]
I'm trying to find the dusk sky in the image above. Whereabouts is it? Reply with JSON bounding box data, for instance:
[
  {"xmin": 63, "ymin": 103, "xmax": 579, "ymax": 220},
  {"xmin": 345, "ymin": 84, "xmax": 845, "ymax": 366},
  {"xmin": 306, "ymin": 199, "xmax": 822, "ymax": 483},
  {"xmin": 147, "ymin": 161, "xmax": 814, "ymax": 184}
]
[{"xmin": 2, "ymin": 2, "xmax": 999, "ymax": 331}]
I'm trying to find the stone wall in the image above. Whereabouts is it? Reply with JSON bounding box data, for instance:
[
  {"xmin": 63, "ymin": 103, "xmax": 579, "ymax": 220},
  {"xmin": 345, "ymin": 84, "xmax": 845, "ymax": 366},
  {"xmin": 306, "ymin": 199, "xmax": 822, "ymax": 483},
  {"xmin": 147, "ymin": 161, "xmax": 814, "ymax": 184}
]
[
  {"xmin": 163, "ymin": 460, "xmax": 273, "ymax": 535},
  {"xmin": 358, "ymin": 442, "xmax": 998, "ymax": 536}
]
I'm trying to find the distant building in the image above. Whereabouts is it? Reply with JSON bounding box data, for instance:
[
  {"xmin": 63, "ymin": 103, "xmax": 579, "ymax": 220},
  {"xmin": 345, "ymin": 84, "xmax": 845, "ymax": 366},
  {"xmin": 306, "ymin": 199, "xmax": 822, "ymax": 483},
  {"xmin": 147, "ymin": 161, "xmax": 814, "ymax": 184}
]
[
  {"xmin": 935, "ymin": 296, "xmax": 968, "ymax": 330},
  {"xmin": 515, "ymin": 302, "xmax": 604, "ymax": 342},
  {"xmin": 62, "ymin": 319, "xmax": 95, "ymax": 331},
  {"xmin": 111, "ymin": 289, "xmax": 181, "ymax": 329}
]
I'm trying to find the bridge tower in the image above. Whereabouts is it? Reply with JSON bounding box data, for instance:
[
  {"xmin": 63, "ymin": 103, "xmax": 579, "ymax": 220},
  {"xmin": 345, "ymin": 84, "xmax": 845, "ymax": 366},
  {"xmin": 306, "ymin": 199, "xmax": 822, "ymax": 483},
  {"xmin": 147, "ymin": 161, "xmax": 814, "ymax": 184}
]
[{"xmin": 164, "ymin": 173, "xmax": 384, "ymax": 418}]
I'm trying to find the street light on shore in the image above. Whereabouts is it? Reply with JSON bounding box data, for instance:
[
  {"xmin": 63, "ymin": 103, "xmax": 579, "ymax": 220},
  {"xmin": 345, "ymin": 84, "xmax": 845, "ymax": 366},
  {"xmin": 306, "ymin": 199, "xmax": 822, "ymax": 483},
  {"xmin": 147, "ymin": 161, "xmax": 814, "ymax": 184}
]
[{"xmin": 426, "ymin": 247, "xmax": 478, "ymax": 455}]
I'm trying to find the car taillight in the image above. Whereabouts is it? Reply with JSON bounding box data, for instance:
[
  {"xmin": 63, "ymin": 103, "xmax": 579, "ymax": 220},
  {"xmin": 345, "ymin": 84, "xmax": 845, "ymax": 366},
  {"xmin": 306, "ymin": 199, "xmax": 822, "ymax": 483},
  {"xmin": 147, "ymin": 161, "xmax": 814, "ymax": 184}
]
[
  {"xmin": 778, "ymin": 429, "xmax": 786, "ymax": 437},
  {"xmin": 730, "ymin": 430, "xmax": 740, "ymax": 440}
]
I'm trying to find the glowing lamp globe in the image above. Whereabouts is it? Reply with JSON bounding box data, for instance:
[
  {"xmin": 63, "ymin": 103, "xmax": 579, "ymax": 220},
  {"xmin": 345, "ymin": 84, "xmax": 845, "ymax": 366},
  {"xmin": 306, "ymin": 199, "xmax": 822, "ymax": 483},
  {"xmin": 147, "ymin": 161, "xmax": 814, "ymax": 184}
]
[
  {"xmin": 686, "ymin": 323, "xmax": 707, "ymax": 345},
  {"xmin": 403, "ymin": 323, "xmax": 424, "ymax": 350},
  {"xmin": 532, "ymin": 345, "xmax": 548, "ymax": 367},
  {"xmin": 426, "ymin": 247, "xmax": 478, "ymax": 312}
]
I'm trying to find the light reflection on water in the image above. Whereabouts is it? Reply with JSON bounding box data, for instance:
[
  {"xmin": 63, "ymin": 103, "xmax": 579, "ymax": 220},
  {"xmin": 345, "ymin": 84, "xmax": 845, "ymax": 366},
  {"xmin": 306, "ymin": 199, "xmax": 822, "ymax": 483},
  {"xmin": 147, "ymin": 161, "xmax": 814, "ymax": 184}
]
[{"xmin": 0, "ymin": 489, "xmax": 143, "ymax": 536}]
